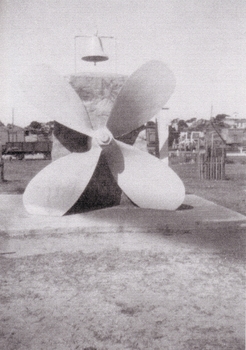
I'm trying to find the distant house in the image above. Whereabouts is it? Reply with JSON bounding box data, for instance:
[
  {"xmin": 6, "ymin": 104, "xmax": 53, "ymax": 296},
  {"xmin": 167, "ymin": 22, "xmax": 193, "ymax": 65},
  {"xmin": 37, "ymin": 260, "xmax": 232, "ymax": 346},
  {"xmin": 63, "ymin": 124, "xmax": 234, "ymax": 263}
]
[
  {"xmin": 178, "ymin": 131, "xmax": 204, "ymax": 150},
  {"xmin": 0, "ymin": 124, "xmax": 25, "ymax": 145},
  {"xmin": 0, "ymin": 126, "xmax": 8, "ymax": 145},
  {"xmin": 221, "ymin": 128, "xmax": 246, "ymax": 146},
  {"xmin": 225, "ymin": 115, "xmax": 246, "ymax": 129}
]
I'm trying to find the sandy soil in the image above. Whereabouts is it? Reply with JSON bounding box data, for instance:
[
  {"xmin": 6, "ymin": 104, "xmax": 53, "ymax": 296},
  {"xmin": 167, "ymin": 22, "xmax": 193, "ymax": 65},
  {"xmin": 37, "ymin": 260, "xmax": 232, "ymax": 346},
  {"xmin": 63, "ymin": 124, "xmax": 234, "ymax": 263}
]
[
  {"xmin": 0, "ymin": 160, "xmax": 245, "ymax": 349},
  {"xmin": 0, "ymin": 221, "xmax": 245, "ymax": 350}
]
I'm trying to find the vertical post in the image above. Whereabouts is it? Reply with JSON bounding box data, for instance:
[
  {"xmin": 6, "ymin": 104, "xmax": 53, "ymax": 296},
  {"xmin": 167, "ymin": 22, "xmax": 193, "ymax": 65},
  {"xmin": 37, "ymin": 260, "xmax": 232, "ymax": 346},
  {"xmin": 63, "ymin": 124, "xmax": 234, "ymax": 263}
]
[
  {"xmin": 198, "ymin": 149, "xmax": 201, "ymax": 179},
  {"xmin": 155, "ymin": 119, "xmax": 160, "ymax": 158},
  {"xmin": 0, "ymin": 142, "xmax": 4, "ymax": 182},
  {"xmin": 200, "ymin": 153, "xmax": 205, "ymax": 179},
  {"xmin": 211, "ymin": 138, "xmax": 214, "ymax": 179},
  {"xmin": 205, "ymin": 141, "xmax": 208, "ymax": 179},
  {"xmin": 211, "ymin": 154, "xmax": 215, "ymax": 179},
  {"xmin": 202, "ymin": 154, "xmax": 205, "ymax": 179},
  {"xmin": 222, "ymin": 147, "xmax": 226, "ymax": 180},
  {"xmin": 200, "ymin": 154, "xmax": 202, "ymax": 179},
  {"xmin": 221, "ymin": 148, "xmax": 223, "ymax": 180},
  {"xmin": 114, "ymin": 37, "xmax": 118, "ymax": 74},
  {"xmin": 209, "ymin": 153, "xmax": 211, "ymax": 180},
  {"xmin": 210, "ymin": 104, "xmax": 213, "ymax": 119},
  {"xmin": 74, "ymin": 36, "xmax": 77, "ymax": 74},
  {"xmin": 12, "ymin": 108, "xmax": 14, "ymax": 126},
  {"xmin": 215, "ymin": 156, "xmax": 218, "ymax": 180}
]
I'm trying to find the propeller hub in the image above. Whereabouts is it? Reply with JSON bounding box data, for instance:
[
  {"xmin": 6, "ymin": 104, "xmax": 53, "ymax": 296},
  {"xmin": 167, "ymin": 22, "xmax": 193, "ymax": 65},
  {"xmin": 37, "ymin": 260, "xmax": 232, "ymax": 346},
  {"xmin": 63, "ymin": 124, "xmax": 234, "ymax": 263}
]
[{"xmin": 94, "ymin": 128, "xmax": 113, "ymax": 146}]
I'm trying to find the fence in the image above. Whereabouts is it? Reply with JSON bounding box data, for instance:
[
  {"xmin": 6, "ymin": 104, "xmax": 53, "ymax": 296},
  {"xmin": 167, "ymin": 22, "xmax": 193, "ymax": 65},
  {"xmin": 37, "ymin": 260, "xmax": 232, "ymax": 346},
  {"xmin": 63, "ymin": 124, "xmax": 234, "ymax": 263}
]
[
  {"xmin": 0, "ymin": 143, "xmax": 4, "ymax": 182},
  {"xmin": 169, "ymin": 150, "xmax": 197, "ymax": 164},
  {"xmin": 199, "ymin": 147, "xmax": 226, "ymax": 180}
]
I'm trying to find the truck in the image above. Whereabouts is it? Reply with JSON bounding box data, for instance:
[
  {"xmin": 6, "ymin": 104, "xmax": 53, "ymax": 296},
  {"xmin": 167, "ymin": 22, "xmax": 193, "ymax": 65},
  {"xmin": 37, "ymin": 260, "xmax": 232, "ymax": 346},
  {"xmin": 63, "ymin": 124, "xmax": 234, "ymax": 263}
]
[{"xmin": 2, "ymin": 141, "xmax": 53, "ymax": 160}]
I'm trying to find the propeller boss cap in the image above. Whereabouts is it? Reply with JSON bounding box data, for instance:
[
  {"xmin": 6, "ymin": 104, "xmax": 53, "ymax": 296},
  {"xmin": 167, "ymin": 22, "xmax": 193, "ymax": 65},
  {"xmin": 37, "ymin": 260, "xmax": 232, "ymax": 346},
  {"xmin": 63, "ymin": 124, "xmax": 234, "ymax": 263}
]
[{"xmin": 94, "ymin": 128, "xmax": 113, "ymax": 146}]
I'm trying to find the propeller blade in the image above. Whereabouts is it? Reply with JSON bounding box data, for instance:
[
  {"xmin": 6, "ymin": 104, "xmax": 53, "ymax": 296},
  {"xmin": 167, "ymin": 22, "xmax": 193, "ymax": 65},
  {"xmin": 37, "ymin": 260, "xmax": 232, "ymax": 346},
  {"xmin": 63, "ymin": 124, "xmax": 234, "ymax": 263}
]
[
  {"xmin": 53, "ymin": 121, "xmax": 90, "ymax": 153},
  {"xmin": 20, "ymin": 64, "xmax": 93, "ymax": 136},
  {"xmin": 105, "ymin": 140, "xmax": 185, "ymax": 210},
  {"xmin": 23, "ymin": 145, "xmax": 101, "ymax": 216},
  {"xmin": 106, "ymin": 60, "xmax": 175, "ymax": 138},
  {"xmin": 115, "ymin": 125, "xmax": 146, "ymax": 145}
]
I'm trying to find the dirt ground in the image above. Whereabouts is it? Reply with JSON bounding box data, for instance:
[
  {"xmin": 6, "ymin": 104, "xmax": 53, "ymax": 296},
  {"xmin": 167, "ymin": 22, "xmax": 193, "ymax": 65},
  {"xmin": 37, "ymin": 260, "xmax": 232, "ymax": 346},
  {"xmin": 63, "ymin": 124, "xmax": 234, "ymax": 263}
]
[{"xmin": 0, "ymin": 159, "xmax": 245, "ymax": 349}]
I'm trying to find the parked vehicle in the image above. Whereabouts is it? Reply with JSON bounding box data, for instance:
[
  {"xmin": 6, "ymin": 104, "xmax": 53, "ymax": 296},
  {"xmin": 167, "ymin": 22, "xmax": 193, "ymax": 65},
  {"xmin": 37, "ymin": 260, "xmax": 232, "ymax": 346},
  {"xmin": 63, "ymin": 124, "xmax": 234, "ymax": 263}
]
[{"xmin": 2, "ymin": 141, "xmax": 52, "ymax": 160}]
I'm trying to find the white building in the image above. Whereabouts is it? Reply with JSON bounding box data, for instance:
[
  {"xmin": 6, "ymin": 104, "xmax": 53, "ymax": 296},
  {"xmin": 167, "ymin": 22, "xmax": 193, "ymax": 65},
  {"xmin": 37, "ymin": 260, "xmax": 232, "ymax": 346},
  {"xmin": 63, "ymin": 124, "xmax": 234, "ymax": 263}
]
[{"xmin": 225, "ymin": 114, "xmax": 246, "ymax": 129}]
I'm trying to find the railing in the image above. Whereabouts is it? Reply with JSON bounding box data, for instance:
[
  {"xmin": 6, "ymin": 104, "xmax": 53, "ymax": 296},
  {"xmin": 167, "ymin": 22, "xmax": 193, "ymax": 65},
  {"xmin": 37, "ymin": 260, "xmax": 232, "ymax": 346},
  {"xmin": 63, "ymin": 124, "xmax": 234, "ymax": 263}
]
[{"xmin": 198, "ymin": 147, "xmax": 226, "ymax": 180}]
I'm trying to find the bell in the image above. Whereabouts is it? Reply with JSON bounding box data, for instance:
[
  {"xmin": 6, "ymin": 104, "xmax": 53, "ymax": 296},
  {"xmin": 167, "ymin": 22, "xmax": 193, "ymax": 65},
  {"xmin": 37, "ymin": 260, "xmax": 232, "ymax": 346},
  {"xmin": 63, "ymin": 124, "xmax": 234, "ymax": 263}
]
[{"xmin": 82, "ymin": 35, "xmax": 109, "ymax": 65}]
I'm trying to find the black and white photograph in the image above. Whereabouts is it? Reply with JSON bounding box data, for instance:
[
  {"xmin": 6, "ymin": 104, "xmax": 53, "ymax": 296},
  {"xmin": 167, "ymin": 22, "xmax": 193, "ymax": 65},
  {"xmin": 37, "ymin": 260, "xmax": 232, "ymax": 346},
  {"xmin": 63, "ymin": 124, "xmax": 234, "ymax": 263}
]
[{"xmin": 0, "ymin": 0, "xmax": 245, "ymax": 349}]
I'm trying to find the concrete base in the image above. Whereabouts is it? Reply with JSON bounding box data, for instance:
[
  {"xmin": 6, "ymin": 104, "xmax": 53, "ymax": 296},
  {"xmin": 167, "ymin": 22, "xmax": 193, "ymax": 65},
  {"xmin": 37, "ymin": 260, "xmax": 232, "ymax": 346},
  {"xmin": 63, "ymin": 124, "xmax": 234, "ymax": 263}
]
[
  {"xmin": 0, "ymin": 194, "xmax": 245, "ymax": 257},
  {"xmin": 0, "ymin": 194, "xmax": 245, "ymax": 236}
]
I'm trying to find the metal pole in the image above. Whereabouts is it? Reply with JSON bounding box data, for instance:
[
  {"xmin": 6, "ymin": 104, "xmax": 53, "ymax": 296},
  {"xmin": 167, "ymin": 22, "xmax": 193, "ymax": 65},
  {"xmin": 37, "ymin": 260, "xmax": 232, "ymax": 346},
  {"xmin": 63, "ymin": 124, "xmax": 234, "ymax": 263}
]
[
  {"xmin": 114, "ymin": 37, "xmax": 117, "ymax": 74},
  {"xmin": 0, "ymin": 142, "xmax": 4, "ymax": 182},
  {"xmin": 74, "ymin": 36, "xmax": 77, "ymax": 74},
  {"xmin": 74, "ymin": 35, "xmax": 91, "ymax": 74},
  {"xmin": 12, "ymin": 108, "xmax": 14, "ymax": 126},
  {"xmin": 155, "ymin": 118, "xmax": 160, "ymax": 158}
]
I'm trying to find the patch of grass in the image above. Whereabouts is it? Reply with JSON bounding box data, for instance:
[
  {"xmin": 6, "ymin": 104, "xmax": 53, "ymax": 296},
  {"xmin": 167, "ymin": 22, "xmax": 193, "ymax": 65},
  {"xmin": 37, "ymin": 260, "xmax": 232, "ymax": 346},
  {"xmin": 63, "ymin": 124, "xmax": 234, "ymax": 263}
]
[
  {"xmin": 1, "ymin": 159, "xmax": 245, "ymax": 216},
  {"xmin": 225, "ymin": 158, "xmax": 234, "ymax": 164},
  {"xmin": 0, "ymin": 160, "xmax": 50, "ymax": 194},
  {"xmin": 170, "ymin": 162, "xmax": 246, "ymax": 216}
]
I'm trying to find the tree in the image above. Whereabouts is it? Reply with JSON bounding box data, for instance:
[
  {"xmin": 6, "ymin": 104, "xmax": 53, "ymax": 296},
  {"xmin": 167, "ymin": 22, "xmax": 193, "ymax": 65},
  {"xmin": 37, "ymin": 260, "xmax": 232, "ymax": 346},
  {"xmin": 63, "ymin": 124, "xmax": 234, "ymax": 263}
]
[
  {"xmin": 177, "ymin": 119, "xmax": 188, "ymax": 132},
  {"xmin": 213, "ymin": 114, "xmax": 230, "ymax": 128},
  {"xmin": 186, "ymin": 117, "xmax": 197, "ymax": 124},
  {"xmin": 168, "ymin": 125, "xmax": 179, "ymax": 148},
  {"xmin": 214, "ymin": 114, "xmax": 229, "ymax": 122},
  {"xmin": 29, "ymin": 121, "xmax": 42, "ymax": 129}
]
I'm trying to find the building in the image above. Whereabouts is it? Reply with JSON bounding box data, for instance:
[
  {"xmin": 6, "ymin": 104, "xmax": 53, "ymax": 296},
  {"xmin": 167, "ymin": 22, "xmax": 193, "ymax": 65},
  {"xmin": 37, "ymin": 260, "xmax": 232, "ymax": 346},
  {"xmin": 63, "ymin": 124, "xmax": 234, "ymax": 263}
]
[
  {"xmin": 221, "ymin": 128, "xmax": 246, "ymax": 147},
  {"xmin": 0, "ymin": 125, "xmax": 25, "ymax": 146},
  {"xmin": 178, "ymin": 131, "xmax": 204, "ymax": 150},
  {"xmin": 225, "ymin": 115, "xmax": 246, "ymax": 129}
]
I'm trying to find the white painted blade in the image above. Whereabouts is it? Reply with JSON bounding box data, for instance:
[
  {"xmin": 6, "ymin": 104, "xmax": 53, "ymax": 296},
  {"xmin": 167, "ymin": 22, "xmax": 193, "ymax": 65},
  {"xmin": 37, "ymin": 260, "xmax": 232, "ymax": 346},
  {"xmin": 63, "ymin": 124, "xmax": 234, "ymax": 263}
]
[
  {"xmin": 23, "ymin": 146, "xmax": 101, "ymax": 216},
  {"xmin": 20, "ymin": 64, "xmax": 93, "ymax": 136},
  {"xmin": 105, "ymin": 140, "xmax": 185, "ymax": 210},
  {"xmin": 155, "ymin": 109, "xmax": 170, "ymax": 161},
  {"xmin": 107, "ymin": 61, "xmax": 175, "ymax": 138}
]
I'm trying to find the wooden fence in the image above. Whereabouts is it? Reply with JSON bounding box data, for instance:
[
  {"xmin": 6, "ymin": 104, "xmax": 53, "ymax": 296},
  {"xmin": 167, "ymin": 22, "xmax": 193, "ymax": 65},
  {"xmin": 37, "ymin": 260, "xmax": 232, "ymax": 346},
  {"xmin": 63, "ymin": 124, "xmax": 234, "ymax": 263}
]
[
  {"xmin": 199, "ymin": 147, "xmax": 226, "ymax": 180},
  {"xmin": 0, "ymin": 144, "xmax": 4, "ymax": 182}
]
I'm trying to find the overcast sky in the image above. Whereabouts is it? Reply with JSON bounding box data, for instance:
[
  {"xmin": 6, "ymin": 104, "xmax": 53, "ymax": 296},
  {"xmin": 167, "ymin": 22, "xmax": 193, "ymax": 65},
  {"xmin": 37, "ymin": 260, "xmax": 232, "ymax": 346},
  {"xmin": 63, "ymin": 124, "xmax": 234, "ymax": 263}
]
[{"xmin": 1, "ymin": 0, "xmax": 246, "ymax": 126}]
